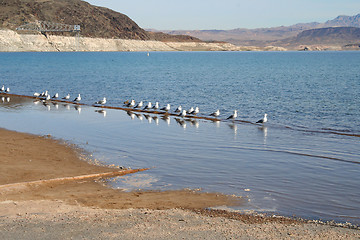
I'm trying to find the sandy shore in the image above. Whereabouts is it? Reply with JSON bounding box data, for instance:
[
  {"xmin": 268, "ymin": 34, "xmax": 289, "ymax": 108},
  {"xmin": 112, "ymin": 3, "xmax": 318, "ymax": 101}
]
[{"xmin": 0, "ymin": 128, "xmax": 359, "ymax": 239}]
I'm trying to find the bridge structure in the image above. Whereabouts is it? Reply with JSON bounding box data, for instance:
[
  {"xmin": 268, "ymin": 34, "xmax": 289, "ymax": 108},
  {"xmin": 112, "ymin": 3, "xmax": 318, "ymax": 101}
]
[
  {"xmin": 16, "ymin": 21, "xmax": 81, "ymax": 51},
  {"xmin": 16, "ymin": 21, "xmax": 80, "ymax": 33}
]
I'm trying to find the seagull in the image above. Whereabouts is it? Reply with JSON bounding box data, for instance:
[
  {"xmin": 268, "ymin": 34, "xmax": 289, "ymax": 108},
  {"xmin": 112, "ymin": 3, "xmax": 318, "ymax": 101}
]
[
  {"xmin": 256, "ymin": 113, "xmax": 268, "ymax": 124},
  {"xmin": 95, "ymin": 97, "xmax": 106, "ymax": 105},
  {"xmin": 45, "ymin": 94, "xmax": 51, "ymax": 101},
  {"xmin": 33, "ymin": 92, "xmax": 41, "ymax": 97},
  {"xmin": 0, "ymin": 85, "xmax": 4, "ymax": 92},
  {"xmin": 126, "ymin": 99, "xmax": 135, "ymax": 107},
  {"xmin": 187, "ymin": 107, "xmax": 194, "ymax": 114},
  {"xmin": 210, "ymin": 109, "xmax": 220, "ymax": 118},
  {"xmin": 190, "ymin": 107, "xmax": 199, "ymax": 115},
  {"xmin": 43, "ymin": 90, "xmax": 48, "ymax": 97},
  {"xmin": 134, "ymin": 101, "xmax": 143, "ymax": 109},
  {"xmin": 62, "ymin": 94, "xmax": 70, "ymax": 100},
  {"xmin": 160, "ymin": 104, "xmax": 170, "ymax": 112},
  {"xmin": 227, "ymin": 110, "xmax": 238, "ymax": 120},
  {"xmin": 174, "ymin": 105, "xmax": 182, "ymax": 113},
  {"xmin": 143, "ymin": 101, "xmax": 152, "ymax": 110},
  {"xmin": 179, "ymin": 109, "xmax": 187, "ymax": 118},
  {"xmin": 73, "ymin": 94, "xmax": 81, "ymax": 102},
  {"xmin": 5, "ymin": 87, "xmax": 10, "ymax": 93},
  {"xmin": 52, "ymin": 93, "xmax": 59, "ymax": 99},
  {"xmin": 152, "ymin": 102, "xmax": 159, "ymax": 110}
]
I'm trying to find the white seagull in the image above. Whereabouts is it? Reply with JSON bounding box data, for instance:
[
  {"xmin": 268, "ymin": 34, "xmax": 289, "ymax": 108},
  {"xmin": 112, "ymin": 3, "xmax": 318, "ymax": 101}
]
[
  {"xmin": 134, "ymin": 101, "xmax": 143, "ymax": 109},
  {"xmin": 152, "ymin": 102, "xmax": 159, "ymax": 110},
  {"xmin": 160, "ymin": 104, "xmax": 170, "ymax": 112},
  {"xmin": 126, "ymin": 99, "xmax": 135, "ymax": 107},
  {"xmin": 210, "ymin": 109, "xmax": 220, "ymax": 118},
  {"xmin": 179, "ymin": 109, "xmax": 187, "ymax": 118},
  {"xmin": 187, "ymin": 107, "xmax": 194, "ymax": 114},
  {"xmin": 190, "ymin": 107, "xmax": 199, "ymax": 115},
  {"xmin": 174, "ymin": 105, "xmax": 182, "ymax": 113},
  {"xmin": 227, "ymin": 110, "xmax": 238, "ymax": 120},
  {"xmin": 62, "ymin": 94, "xmax": 70, "ymax": 100},
  {"xmin": 143, "ymin": 101, "xmax": 152, "ymax": 110},
  {"xmin": 45, "ymin": 94, "xmax": 51, "ymax": 101},
  {"xmin": 52, "ymin": 93, "xmax": 59, "ymax": 99},
  {"xmin": 73, "ymin": 94, "xmax": 81, "ymax": 102},
  {"xmin": 33, "ymin": 92, "xmax": 41, "ymax": 97},
  {"xmin": 95, "ymin": 97, "xmax": 106, "ymax": 105},
  {"xmin": 0, "ymin": 85, "xmax": 4, "ymax": 92},
  {"xmin": 256, "ymin": 113, "xmax": 268, "ymax": 124},
  {"xmin": 5, "ymin": 87, "xmax": 10, "ymax": 93}
]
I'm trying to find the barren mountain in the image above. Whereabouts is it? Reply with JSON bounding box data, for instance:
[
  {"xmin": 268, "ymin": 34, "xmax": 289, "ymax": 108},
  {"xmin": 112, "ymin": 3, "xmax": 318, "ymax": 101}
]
[
  {"xmin": 158, "ymin": 14, "xmax": 360, "ymax": 47},
  {"xmin": 0, "ymin": 0, "xmax": 201, "ymax": 42},
  {"xmin": 272, "ymin": 27, "xmax": 360, "ymax": 49}
]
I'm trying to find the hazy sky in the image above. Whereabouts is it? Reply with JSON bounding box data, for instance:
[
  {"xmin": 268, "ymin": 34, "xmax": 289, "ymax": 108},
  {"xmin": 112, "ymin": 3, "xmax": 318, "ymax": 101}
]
[{"xmin": 86, "ymin": 0, "xmax": 360, "ymax": 30}]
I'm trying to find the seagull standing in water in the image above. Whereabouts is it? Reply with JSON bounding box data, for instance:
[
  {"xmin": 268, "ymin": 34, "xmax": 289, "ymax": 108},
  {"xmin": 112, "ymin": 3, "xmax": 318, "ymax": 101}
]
[
  {"xmin": 5, "ymin": 87, "xmax": 10, "ymax": 93},
  {"xmin": 187, "ymin": 107, "xmax": 194, "ymax": 114},
  {"xmin": 52, "ymin": 93, "xmax": 59, "ymax": 99},
  {"xmin": 0, "ymin": 85, "xmax": 4, "ymax": 92},
  {"xmin": 160, "ymin": 103, "xmax": 170, "ymax": 112},
  {"xmin": 73, "ymin": 94, "xmax": 81, "ymax": 102},
  {"xmin": 143, "ymin": 101, "xmax": 152, "ymax": 110},
  {"xmin": 34, "ymin": 92, "xmax": 41, "ymax": 97},
  {"xmin": 227, "ymin": 110, "xmax": 238, "ymax": 120},
  {"xmin": 152, "ymin": 102, "xmax": 159, "ymax": 110},
  {"xmin": 179, "ymin": 109, "xmax": 187, "ymax": 118},
  {"xmin": 256, "ymin": 113, "xmax": 268, "ymax": 124},
  {"xmin": 190, "ymin": 107, "xmax": 199, "ymax": 115},
  {"xmin": 174, "ymin": 105, "xmax": 182, "ymax": 113},
  {"xmin": 62, "ymin": 94, "xmax": 70, "ymax": 100},
  {"xmin": 126, "ymin": 99, "xmax": 135, "ymax": 107},
  {"xmin": 134, "ymin": 101, "xmax": 143, "ymax": 109},
  {"xmin": 210, "ymin": 109, "xmax": 220, "ymax": 118},
  {"xmin": 95, "ymin": 97, "xmax": 106, "ymax": 105}
]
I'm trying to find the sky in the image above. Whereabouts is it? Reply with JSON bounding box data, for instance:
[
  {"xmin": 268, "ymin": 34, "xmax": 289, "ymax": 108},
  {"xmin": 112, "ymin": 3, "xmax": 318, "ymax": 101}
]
[{"xmin": 86, "ymin": 0, "xmax": 360, "ymax": 30}]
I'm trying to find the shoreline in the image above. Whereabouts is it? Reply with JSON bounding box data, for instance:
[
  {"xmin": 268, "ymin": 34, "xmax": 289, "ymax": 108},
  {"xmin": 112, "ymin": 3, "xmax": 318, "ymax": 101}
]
[
  {"xmin": 1, "ymin": 29, "xmax": 350, "ymax": 52},
  {"xmin": 0, "ymin": 115, "xmax": 359, "ymax": 237}
]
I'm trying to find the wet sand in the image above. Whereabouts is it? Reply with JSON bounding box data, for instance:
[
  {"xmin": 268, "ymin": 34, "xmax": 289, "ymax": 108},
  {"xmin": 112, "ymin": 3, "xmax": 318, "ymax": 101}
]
[{"xmin": 0, "ymin": 128, "xmax": 359, "ymax": 239}]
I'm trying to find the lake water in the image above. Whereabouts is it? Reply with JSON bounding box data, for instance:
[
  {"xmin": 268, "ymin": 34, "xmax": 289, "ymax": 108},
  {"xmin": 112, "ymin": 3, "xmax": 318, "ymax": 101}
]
[{"xmin": 0, "ymin": 51, "xmax": 359, "ymax": 224}]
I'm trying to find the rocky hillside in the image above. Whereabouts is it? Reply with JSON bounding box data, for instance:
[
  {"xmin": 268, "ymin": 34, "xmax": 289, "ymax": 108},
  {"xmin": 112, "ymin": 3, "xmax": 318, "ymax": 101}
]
[{"xmin": 0, "ymin": 0, "xmax": 200, "ymax": 42}]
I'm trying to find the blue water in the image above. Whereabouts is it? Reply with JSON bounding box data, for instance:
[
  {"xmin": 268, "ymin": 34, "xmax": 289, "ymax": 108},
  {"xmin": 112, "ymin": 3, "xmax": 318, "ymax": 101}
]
[{"xmin": 0, "ymin": 51, "xmax": 359, "ymax": 224}]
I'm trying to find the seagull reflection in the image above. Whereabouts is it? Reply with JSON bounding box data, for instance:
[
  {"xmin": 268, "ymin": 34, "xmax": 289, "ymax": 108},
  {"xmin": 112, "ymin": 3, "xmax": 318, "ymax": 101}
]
[
  {"xmin": 144, "ymin": 114, "xmax": 152, "ymax": 123},
  {"xmin": 136, "ymin": 113, "xmax": 143, "ymax": 121},
  {"xmin": 33, "ymin": 99, "xmax": 41, "ymax": 105},
  {"xmin": 152, "ymin": 116, "xmax": 159, "ymax": 125},
  {"xmin": 95, "ymin": 109, "xmax": 107, "ymax": 117},
  {"xmin": 64, "ymin": 104, "xmax": 71, "ymax": 110},
  {"xmin": 6, "ymin": 97, "xmax": 10, "ymax": 103},
  {"xmin": 52, "ymin": 102, "xmax": 59, "ymax": 109},
  {"xmin": 1, "ymin": 97, "xmax": 4, "ymax": 103},
  {"xmin": 258, "ymin": 125, "xmax": 268, "ymax": 144},
  {"xmin": 43, "ymin": 102, "xmax": 51, "ymax": 111},
  {"xmin": 190, "ymin": 119, "xmax": 199, "ymax": 128},
  {"xmin": 74, "ymin": 105, "xmax": 81, "ymax": 114},
  {"xmin": 228, "ymin": 123, "xmax": 238, "ymax": 134},
  {"xmin": 127, "ymin": 111, "xmax": 135, "ymax": 120},
  {"xmin": 175, "ymin": 118, "xmax": 187, "ymax": 129},
  {"xmin": 213, "ymin": 120, "xmax": 221, "ymax": 128},
  {"xmin": 161, "ymin": 115, "xmax": 171, "ymax": 125}
]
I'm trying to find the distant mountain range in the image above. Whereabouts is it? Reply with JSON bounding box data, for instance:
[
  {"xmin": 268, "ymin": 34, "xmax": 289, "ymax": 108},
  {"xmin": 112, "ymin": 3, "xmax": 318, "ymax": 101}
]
[{"xmin": 155, "ymin": 14, "xmax": 360, "ymax": 48}]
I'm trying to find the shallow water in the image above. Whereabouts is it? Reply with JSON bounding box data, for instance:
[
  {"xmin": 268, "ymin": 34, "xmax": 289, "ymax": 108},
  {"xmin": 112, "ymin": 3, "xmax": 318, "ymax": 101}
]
[{"xmin": 0, "ymin": 52, "xmax": 359, "ymax": 224}]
